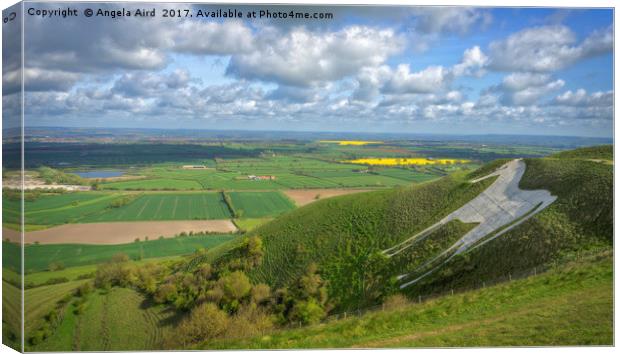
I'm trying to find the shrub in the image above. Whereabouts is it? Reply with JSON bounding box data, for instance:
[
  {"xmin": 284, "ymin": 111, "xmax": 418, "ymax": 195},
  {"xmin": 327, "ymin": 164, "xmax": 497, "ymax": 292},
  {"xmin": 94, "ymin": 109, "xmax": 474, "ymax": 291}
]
[
  {"xmin": 382, "ymin": 293, "xmax": 409, "ymax": 310},
  {"xmin": 174, "ymin": 303, "xmax": 230, "ymax": 347},
  {"xmin": 48, "ymin": 261, "xmax": 65, "ymax": 271},
  {"xmin": 154, "ymin": 283, "xmax": 178, "ymax": 304}
]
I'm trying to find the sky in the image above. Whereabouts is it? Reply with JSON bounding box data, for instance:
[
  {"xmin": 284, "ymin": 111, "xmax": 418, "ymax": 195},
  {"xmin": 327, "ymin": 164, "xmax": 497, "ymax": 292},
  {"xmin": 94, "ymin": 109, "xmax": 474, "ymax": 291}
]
[{"xmin": 2, "ymin": 4, "xmax": 614, "ymax": 137}]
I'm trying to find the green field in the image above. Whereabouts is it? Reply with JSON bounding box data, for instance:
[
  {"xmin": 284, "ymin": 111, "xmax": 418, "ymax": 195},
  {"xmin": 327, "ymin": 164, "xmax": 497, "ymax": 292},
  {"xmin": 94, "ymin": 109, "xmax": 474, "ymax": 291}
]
[
  {"xmin": 3, "ymin": 235, "xmax": 240, "ymax": 273},
  {"xmin": 101, "ymin": 178, "xmax": 203, "ymax": 190},
  {"xmin": 227, "ymin": 192, "xmax": 295, "ymax": 218},
  {"xmin": 25, "ymin": 286, "xmax": 173, "ymax": 351},
  {"xmin": 4, "ymin": 192, "xmax": 121, "ymax": 225},
  {"xmin": 7, "ymin": 191, "xmax": 307, "ymax": 227},
  {"xmin": 201, "ymin": 254, "xmax": 612, "ymax": 348},
  {"xmin": 81, "ymin": 193, "xmax": 231, "ymax": 222},
  {"xmin": 96, "ymin": 155, "xmax": 453, "ymax": 191}
]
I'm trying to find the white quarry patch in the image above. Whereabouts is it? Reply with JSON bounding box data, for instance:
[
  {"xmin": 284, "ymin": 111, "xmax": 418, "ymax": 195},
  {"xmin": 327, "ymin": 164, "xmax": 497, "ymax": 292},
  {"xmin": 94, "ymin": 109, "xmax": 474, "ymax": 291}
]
[{"xmin": 385, "ymin": 159, "xmax": 557, "ymax": 288}]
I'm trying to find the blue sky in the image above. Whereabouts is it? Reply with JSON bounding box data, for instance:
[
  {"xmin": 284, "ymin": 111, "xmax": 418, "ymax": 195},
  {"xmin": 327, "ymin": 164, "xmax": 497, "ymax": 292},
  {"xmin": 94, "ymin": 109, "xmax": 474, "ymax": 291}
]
[{"xmin": 3, "ymin": 4, "xmax": 613, "ymax": 137}]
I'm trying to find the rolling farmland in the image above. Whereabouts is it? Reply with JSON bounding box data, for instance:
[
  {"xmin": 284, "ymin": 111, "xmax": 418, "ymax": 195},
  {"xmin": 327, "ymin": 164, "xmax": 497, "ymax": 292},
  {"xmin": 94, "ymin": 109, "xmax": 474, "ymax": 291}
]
[{"xmin": 5, "ymin": 234, "xmax": 240, "ymax": 273}]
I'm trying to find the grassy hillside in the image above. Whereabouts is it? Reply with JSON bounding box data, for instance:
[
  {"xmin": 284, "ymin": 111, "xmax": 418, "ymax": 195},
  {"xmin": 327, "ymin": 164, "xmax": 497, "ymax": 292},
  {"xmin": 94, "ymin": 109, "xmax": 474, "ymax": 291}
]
[
  {"xmin": 212, "ymin": 172, "xmax": 497, "ymax": 311},
  {"xmin": 201, "ymin": 252, "xmax": 612, "ymax": 349},
  {"xmin": 551, "ymin": 144, "xmax": 612, "ymax": 160},
  {"xmin": 62, "ymin": 288, "xmax": 171, "ymax": 351},
  {"xmin": 196, "ymin": 146, "xmax": 612, "ymax": 311},
  {"xmin": 408, "ymin": 153, "xmax": 612, "ymax": 295}
]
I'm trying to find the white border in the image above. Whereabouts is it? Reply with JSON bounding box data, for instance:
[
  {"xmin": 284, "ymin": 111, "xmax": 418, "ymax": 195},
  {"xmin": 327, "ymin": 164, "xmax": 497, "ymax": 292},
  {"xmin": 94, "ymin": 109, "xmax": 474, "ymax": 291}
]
[{"xmin": 0, "ymin": 1, "xmax": 616, "ymax": 354}]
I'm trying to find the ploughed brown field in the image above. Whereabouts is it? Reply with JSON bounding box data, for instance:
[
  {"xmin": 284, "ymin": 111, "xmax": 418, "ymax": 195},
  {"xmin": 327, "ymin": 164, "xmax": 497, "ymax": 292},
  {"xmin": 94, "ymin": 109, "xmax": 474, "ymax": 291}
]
[
  {"xmin": 283, "ymin": 189, "xmax": 371, "ymax": 206},
  {"xmin": 3, "ymin": 220, "xmax": 237, "ymax": 245}
]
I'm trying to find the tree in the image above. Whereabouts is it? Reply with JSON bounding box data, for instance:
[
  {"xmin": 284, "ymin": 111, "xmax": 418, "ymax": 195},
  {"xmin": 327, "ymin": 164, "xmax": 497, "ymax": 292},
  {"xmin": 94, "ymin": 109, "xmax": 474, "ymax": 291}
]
[
  {"xmin": 219, "ymin": 271, "xmax": 252, "ymax": 302},
  {"xmin": 251, "ymin": 283, "xmax": 271, "ymax": 305},
  {"xmin": 154, "ymin": 283, "xmax": 178, "ymax": 304},
  {"xmin": 48, "ymin": 261, "xmax": 65, "ymax": 272},
  {"xmin": 174, "ymin": 303, "xmax": 229, "ymax": 348}
]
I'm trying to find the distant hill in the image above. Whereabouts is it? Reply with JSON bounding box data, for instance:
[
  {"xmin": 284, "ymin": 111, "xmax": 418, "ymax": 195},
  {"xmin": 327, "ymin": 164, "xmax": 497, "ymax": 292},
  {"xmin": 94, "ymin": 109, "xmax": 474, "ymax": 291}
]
[{"xmin": 550, "ymin": 144, "xmax": 613, "ymax": 160}]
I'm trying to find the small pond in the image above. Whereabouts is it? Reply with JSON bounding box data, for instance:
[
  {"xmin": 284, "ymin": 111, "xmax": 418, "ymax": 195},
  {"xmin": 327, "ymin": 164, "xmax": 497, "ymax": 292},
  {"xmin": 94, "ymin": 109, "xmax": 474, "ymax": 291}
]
[{"xmin": 73, "ymin": 170, "xmax": 125, "ymax": 178}]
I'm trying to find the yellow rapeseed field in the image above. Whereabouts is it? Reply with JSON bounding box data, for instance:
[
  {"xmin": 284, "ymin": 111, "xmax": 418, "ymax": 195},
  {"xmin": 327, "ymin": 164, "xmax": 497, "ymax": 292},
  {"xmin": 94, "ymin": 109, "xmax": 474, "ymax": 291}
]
[
  {"xmin": 344, "ymin": 158, "xmax": 470, "ymax": 166},
  {"xmin": 319, "ymin": 140, "xmax": 383, "ymax": 146}
]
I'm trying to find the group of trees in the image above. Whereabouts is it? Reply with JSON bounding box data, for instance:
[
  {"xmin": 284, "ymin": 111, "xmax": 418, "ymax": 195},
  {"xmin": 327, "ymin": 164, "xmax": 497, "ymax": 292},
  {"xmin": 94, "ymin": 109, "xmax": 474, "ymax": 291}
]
[
  {"xmin": 92, "ymin": 236, "xmax": 330, "ymax": 348},
  {"xmin": 37, "ymin": 166, "xmax": 85, "ymax": 185}
]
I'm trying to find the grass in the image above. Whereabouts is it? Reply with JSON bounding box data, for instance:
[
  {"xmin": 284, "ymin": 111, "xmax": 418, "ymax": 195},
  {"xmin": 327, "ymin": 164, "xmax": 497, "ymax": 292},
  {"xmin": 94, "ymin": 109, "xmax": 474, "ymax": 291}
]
[
  {"xmin": 2, "ymin": 280, "xmax": 21, "ymax": 350},
  {"xmin": 233, "ymin": 218, "xmax": 273, "ymax": 232},
  {"xmin": 81, "ymin": 193, "xmax": 231, "ymax": 222},
  {"xmin": 24, "ymin": 280, "xmax": 89, "ymax": 335},
  {"xmin": 233, "ymin": 172, "xmax": 497, "ymax": 310},
  {"xmin": 228, "ymin": 192, "xmax": 295, "ymax": 218},
  {"xmin": 197, "ymin": 147, "xmax": 612, "ymax": 313},
  {"xmin": 23, "ymin": 256, "xmax": 183, "ymax": 287},
  {"xmin": 12, "ymin": 191, "xmax": 304, "ymax": 227},
  {"xmin": 2, "ymin": 235, "xmax": 240, "ymax": 273},
  {"xmin": 94, "ymin": 155, "xmax": 443, "ymax": 190},
  {"xmin": 101, "ymin": 178, "xmax": 203, "ymax": 190},
  {"xmin": 407, "ymin": 154, "xmax": 613, "ymax": 296},
  {"xmin": 28, "ymin": 287, "xmax": 173, "ymax": 351},
  {"xmin": 4, "ymin": 192, "xmax": 122, "ymax": 225},
  {"xmin": 201, "ymin": 254, "xmax": 612, "ymax": 348},
  {"xmin": 551, "ymin": 144, "xmax": 612, "ymax": 160}
]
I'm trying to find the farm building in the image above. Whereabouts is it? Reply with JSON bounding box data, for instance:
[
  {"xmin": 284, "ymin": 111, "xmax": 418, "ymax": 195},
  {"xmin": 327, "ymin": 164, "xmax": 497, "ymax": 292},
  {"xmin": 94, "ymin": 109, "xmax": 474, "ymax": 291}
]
[
  {"xmin": 248, "ymin": 175, "xmax": 277, "ymax": 180},
  {"xmin": 181, "ymin": 165, "xmax": 209, "ymax": 169}
]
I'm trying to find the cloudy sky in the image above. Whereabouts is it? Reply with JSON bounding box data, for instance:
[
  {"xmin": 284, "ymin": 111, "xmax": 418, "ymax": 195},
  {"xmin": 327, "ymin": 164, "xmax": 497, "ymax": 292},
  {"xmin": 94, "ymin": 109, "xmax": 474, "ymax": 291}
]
[{"xmin": 4, "ymin": 4, "xmax": 614, "ymax": 137}]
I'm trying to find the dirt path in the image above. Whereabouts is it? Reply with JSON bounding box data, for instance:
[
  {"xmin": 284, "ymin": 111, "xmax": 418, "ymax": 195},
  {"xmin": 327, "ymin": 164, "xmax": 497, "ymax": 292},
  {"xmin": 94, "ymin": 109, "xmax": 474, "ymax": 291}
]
[
  {"xmin": 4, "ymin": 220, "xmax": 237, "ymax": 245},
  {"xmin": 283, "ymin": 189, "xmax": 371, "ymax": 206}
]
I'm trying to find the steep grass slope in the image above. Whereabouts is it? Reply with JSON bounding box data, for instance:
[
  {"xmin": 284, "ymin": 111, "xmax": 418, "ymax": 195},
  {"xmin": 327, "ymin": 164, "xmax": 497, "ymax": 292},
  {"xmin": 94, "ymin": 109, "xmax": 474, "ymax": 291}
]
[{"xmin": 408, "ymin": 151, "xmax": 612, "ymax": 294}]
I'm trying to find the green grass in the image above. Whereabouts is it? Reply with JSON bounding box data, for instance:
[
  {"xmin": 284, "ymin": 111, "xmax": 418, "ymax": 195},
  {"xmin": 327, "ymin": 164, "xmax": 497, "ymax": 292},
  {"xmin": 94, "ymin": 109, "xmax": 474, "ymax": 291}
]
[
  {"xmin": 23, "ymin": 256, "xmax": 183, "ymax": 287},
  {"xmin": 233, "ymin": 218, "xmax": 273, "ymax": 232},
  {"xmin": 13, "ymin": 191, "xmax": 303, "ymax": 227},
  {"xmin": 201, "ymin": 254, "xmax": 612, "ymax": 348},
  {"xmin": 228, "ymin": 192, "xmax": 295, "ymax": 218},
  {"xmin": 2, "ymin": 280, "xmax": 21, "ymax": 350},
  {"xmin": 4, "ymin": 192, "xmax": 123, "ymax": 225},
  {"xmin": 81, "ymin": 193, "xmax": 232, "ymax": 222},
  {"xmin": 95, "ymin": 155, "xmax": 442, "ymax": 190},
  {"xmin": 214, "ymin": 172, "xmax": 497, "ymax": 311},
  {"xmin": 101, "ymin": 178, "xmax": 203, "ymax": 190},
  {"xmin": 551, "ymin": 145, "xmax": 612, "ymax": 160},
  {"xmin": 29, "ymin": 287, "xmax": 174, "ymax": 351},
  {"xmin": 24, "ymin": 280, "xmax": 88, "ymax": 335},
  {"xmin": 5, "ymin": 235, "xmax": 240, "ymax": 273},
  {"xmin": 197, "ymin": 147, "xmax": 612, "ymax": 312},
  {"xmin": 407, "ymin": 154, "xmax": 613, "ymax": 296}
]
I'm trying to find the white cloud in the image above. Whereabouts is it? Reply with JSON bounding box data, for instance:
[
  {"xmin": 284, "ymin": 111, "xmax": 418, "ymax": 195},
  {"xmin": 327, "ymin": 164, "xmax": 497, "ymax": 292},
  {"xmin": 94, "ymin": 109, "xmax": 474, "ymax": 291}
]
[
  {"xmin": 452, "ymin": 46, "xmax": 488, "ymax": 77},
  {"xmin": 554, "ymin": 89, "xmax": 613, "ymax": 107},
  {"xmin": 384, "ymin": 65, "xmax": 451, "ymax": 94},
  {"xmin": 226, "ymin": 25, "xmax": 404, "ymax": 87},
  {"xmin": 412, "ymin": 8, "xmax": 491, "ymax": 35},
  {"xmin": 488, "ymin": 25, "xmax": 612, "ymax": 72},
  {"xmin": 498, "ymin": 73, "xmax": 565, "ymax": 105}
]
